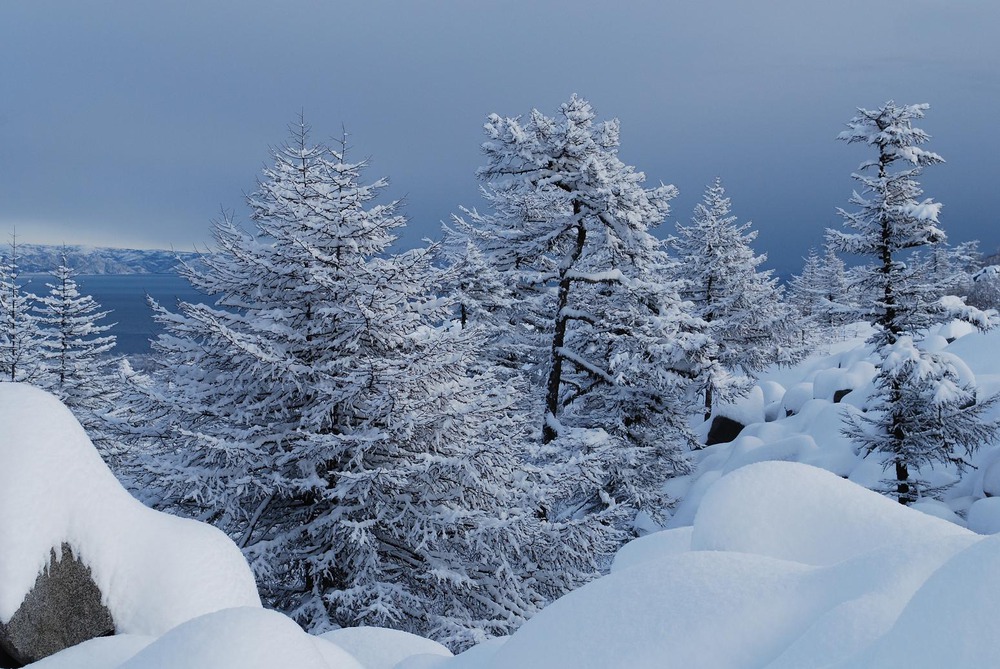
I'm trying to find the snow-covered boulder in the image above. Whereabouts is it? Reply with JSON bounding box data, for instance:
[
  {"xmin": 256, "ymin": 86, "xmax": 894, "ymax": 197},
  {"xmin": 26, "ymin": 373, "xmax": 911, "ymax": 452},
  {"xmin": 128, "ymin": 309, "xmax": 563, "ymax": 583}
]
[
  {"xmin": 0, "ymin": 383, "xmax": 260, "ymax": 663},
  {"xmin": 780, "ymin": 382, "xmax": 814, "ymax": 416},
  {"xmin": 0, "ymin": 544, "xmax": 114, "ymax": 665},
  {"xmin": 319, "ymin": 626, "xmax": 452, "ymax": 669},
  {"xmin": 704, "ymin": 386, "xmax": 765, "ymax": 444},
  {"xmin": 116, "ymin": 607, "xmax": 362, "ymax": 669},
  {"xmin": 812, "ymin": 361, "xmax": 875, "ymax": 403},
  {"xmin": 704, "ymin": 415, "xmax": 745, "ymax": 445},
  {"xmin": 439, "ymin": 461, "xmax": 988, "ymax": 669},
  {"xmin": 691, "ymin": 461, "xmax": 971, "ymax": 566}
]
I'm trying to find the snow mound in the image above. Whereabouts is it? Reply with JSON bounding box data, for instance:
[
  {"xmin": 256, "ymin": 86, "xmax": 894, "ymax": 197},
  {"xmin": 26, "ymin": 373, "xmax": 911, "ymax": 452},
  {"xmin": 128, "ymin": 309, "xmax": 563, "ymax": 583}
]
[
  {"xmin": 610, "ymin": 526, "xmax": 692, "ymax": 573},
  {"xmin": 484, "ymin": 550, "xmax": 817, "ymax": 669},
  {"xmin": 116, "ymin": 607, "xmax": 362, "ymax": 669},
  {"xmin": 841, "ymin": 533, "xmax": 1000, "ymax": 668},
  {"xmin": 319, "ymin": 626, "xmax": 452, "ymax": 669},
  {"xmin": 719, "ymin": 434, "xmax": 819, "ymax": 475},
  {"xmin": 966, "ymin": 497, "xmax": 1000, "ymax": 534},
  {"xmin": 0, "ymin": 383, "xmax": 260, "ymax": 635},
  {"xmin": 27, "ymin": 634, "xmax": 154, "ymax": 669},
  {"xmin": 812, "ymin": 360, "xmax": 875, "ymax": 401},
  {"xmin": 691, "ymin": 461, "xmax": 971, "ymax": 565},
  {"xmin": 715, "ymin": 385, "xmax": 765, "ymax": 425},
  {"xmin": 436, "ymin": 461, "xmax": 988, "ymax": 669}
]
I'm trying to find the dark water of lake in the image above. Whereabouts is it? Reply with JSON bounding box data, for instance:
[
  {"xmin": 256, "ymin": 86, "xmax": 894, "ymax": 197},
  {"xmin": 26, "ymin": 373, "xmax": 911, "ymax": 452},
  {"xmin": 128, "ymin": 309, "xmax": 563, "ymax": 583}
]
[{"xmin": 24, "ymin": 273, "xmax": 206, "ymax": 355}]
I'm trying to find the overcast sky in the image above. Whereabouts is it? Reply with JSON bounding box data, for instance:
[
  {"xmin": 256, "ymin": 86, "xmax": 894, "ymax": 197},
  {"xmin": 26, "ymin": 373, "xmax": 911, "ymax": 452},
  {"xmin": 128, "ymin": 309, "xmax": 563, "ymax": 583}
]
[{"xmin": 3, "ymin": 1, "xmax": 999, "ymax": 273}]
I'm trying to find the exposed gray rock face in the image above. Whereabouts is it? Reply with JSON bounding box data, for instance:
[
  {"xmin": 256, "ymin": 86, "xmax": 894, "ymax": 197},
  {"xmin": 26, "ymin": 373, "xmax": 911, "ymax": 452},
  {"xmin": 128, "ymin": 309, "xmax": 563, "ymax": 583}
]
[{"xmin": 0, "ymin": 544, "xmax": 114, "ymax": 666}]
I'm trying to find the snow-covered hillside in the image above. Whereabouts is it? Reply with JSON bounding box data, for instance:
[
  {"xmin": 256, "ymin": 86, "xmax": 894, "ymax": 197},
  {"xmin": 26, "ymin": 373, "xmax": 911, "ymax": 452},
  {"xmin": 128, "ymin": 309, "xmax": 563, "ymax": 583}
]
[
  {"xmin": 26, "ymin": 456, "xmax": 1000, "ymax": 668},
  {"xmin": 444, "ymin": 462, "xmax": 998, "ymax": 669},
  {"xmin": 9, "ymin": 244, "xmax": 201, "ymax": 275},
  {"xmin": 12, "ymin": 322, "xmax": 1000, "ymax": 667},
  {"xmin": 669, "ymin": 320, "xmax": 1000, "ymax": 531}
]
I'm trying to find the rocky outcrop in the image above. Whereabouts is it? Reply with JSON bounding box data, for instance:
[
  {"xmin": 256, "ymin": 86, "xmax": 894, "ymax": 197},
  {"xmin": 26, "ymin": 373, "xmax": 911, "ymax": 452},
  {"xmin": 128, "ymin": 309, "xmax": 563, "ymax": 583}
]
[
  {"xmin": 0, "ymin": 544, "xmax": 114, "ymax": 666},
  {"xmin": 832, "ymin": 388, "xmax": 852, "ymax": 403},
  {"xmin": 706, "ymin": 415, "xmax": 745, "ymax": 446}
]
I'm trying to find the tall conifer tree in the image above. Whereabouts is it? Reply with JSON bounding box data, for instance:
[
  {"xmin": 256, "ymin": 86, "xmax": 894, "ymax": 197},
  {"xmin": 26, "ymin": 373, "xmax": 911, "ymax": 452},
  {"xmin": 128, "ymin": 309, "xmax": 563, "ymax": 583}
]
[
  {"xmin": 34, "ymin": 255, "xmax": 119, "ymax": 448},
  {"xmin": 454, "ymin": 96, "xmax": 713, "ymax": 532},
  {"xmin": 0, "ymin": 238, "xmax": 44, "ymax": 383},
  {"xmin": 829, "ymin": 101, "xmax": 998, "ymax": 503},
  {"xmin": 120, "ymin": 119, "xmax": 595, "ymax": 647},
  {"xmin": 670, "ymin": 178, "xmax": 797, "ymax": 419}
]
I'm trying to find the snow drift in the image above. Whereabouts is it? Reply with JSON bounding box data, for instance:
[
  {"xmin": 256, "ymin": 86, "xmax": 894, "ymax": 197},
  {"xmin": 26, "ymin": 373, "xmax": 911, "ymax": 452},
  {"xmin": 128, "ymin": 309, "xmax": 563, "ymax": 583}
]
[
  {"xmin": 431, "ymin": 461, "xmax": 994, "ymax": 669},
  {"xmin": 0, "ymin": 383, "xmax": 260, "ymax": 637},
  {"xmin": 115, "ymin": 608, "xmax": 362, "ymax": 669},
  {"xmin": 22, "ymin": 323, "xmax": 1000, "ymax": 667}
]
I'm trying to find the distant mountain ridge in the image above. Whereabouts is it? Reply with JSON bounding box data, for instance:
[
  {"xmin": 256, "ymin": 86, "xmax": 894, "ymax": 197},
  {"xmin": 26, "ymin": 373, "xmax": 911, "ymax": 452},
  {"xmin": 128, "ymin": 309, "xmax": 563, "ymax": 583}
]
[{"xmin": 6, "ymin": 244, "xmax": 203, "ymax": 274}]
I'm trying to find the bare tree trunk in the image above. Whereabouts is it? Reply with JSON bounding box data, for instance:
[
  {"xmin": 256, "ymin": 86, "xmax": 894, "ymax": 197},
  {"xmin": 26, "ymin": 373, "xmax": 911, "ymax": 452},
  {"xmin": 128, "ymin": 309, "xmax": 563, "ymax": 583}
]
[{"xmin": 543, "ymin": 215, "xmax": 586, "ymax": 443}]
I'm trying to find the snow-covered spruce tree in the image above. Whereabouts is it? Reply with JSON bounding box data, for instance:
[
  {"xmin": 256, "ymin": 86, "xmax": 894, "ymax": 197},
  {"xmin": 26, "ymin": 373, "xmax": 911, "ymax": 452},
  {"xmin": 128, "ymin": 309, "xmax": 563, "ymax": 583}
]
[
  {"xmin": 436, "ymin": 220, "xmax": 517, "ymax": 333},
  {"xmin": 968, "ymin": 265, "xmax": 1000, "ymax": 310},
  {"xmin": 0, "ymin": 239, "xmax": 45, "ymax": 383},
  {"xmin": 828, "ymin": 101, "xmax": 999, "ymax": 503},
  {"xmin": 33, "ymin": 255, "xmax": 119, "ymax": 446},
  {"xmin": 119, "ymin": 120, "xmax": 579, "ymax": 648},
  {"xmin": 788, "ymin": 243, "xmax": 853, "ymax": 334},
  {"xmin": 458, "ymin": 95, "xmax": 713, "ymax": 532},
  {"xmin": 918, "ymin": 239, "xmax": 980, "ymax": 300},
  {"xmin": 670, "ymin": 178, "xmax": 799, "ymax": 419}
]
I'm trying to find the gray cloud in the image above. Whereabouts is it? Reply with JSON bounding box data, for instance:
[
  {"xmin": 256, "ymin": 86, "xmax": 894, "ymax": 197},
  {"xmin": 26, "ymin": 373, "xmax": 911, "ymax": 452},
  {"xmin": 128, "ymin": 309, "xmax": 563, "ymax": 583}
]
[{"xmin": 2, "ymin": 0, "xmax": 998, "ymax": 272}]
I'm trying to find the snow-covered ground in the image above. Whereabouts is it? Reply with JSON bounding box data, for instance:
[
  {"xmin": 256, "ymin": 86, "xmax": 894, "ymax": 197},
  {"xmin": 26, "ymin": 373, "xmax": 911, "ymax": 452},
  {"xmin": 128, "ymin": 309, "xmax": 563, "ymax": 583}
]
[
  {"xmin": 10, "ymin": 320, "xmax": 1000, "ymax": 667},
  {"xmin": 671, "ymin": 320, "xmax": 1000, "ymax": 530}
]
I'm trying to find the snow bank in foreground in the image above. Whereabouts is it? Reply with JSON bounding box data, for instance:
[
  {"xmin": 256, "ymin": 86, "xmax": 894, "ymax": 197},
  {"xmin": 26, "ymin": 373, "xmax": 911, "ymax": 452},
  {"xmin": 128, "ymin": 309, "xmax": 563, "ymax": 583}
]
[
  {"xmin": 841, "ymin": 532, "xmax": 1000, "ymax": 668},
  {"xmin": 319, "ymin": 627, "xmax": 452, "ymax": 669},
  {"xmin": 34, "ymin": 453, "xmax": 1000, "ymax": 667},
  {"xmin": 28, "ymin": 635, "xmax": 154, "ymax": 669},
  {"xmin": 116, "ymin": 608, "xmax": 362, "ymax": 669},
  {"xmin": 0, "ymin": 383, "xmax": 260, "ymax": 636},
  {"xmin": 427, "ymin": 462, "xmax": 995, "ymax": 669}
]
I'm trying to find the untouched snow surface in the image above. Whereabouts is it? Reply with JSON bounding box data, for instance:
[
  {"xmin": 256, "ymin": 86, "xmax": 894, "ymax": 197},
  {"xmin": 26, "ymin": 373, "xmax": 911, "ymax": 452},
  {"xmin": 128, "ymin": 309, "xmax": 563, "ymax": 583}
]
[
  {"xmin": 691, "ymin": 463, "xmax": 970, "ymax": 565},
  {"xmin": 318, "ymin": 628, "xmax": 452, "ymax": 669},
  {"xmin": 21, "ymin": 321, "xmax": 1000, "ymax": 667},
  {"xmin": 116, "ymin": 608, "xmax": 363, "ymax": 669},
  {"xmin": 28, "ymin": 635, "xmax": 154, "ymax": 669},
  {"xmin": 0, "ymin": 383, "xmax": 260, "ymax": 635},
  {"xmin": 430, "ymin": 462, "xmax": 990, "ymax": 669}
]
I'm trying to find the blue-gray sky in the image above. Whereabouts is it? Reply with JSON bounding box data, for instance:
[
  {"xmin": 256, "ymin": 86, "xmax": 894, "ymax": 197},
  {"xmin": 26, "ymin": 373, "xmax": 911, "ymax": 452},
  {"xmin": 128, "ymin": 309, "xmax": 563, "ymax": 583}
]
[{"xmin": 2, "ymin": 1, "xmax": 999, "ymax": 273}]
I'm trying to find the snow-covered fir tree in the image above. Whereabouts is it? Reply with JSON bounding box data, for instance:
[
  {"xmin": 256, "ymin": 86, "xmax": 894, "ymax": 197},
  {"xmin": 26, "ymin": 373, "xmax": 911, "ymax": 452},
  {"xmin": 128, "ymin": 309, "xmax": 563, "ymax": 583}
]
[
  {"xmin": 456, "ymin": 95, "xmax": 713, "ymax": 534},
  {"xmin": 968, "ymin": 265, "xmax": 1000, "ymax": 310},
  {"xmin": 0, "ymin": 239, "xmax": 44, "ymax": 383},
  {"xmin": 118, "ymin": 119, "xmax": 600, "ymax": 648},
  {"xmin": 788, "ymin": 243, "xmax": 853, "ymax": 334},
  {"xmin": 918, "ymin": 239, "xmax": 980, "ymax": 300},
  {"xmin": 670, "ymin": 178, "xmax": 798, "ymax": 419},
  {"xmin": 828, "ymin": 101, "xmax": 999, "ymax": 503},
  {"xmin": 33, "ymin": 255, "xmax": 119, "ymax": 445},
  {"xmin": 436, "ymin": 221, "xmax": 516, "ymax": 333}
]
